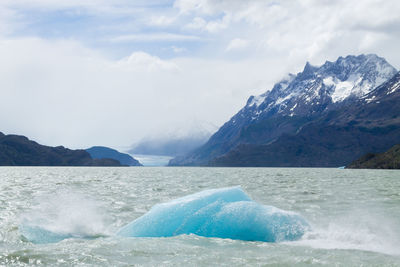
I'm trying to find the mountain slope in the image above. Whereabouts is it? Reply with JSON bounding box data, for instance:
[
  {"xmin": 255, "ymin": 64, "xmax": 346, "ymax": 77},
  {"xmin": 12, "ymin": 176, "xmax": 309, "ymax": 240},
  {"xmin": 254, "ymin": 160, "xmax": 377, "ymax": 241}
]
[
  {"xmin": 0, "ymin": 133, "xmax": 122, "ymax": 166},
  {"xmin": 87, "ymin": 146, "xmax": 142, "ymax": 166},
  {"xmin": 170, "ymin": 54, "xmax": 397, "ymax": 166},
  {"xmin": 210, "ymin": 71, "xmax": 400, "ymax": 167},
  {"xmin": 346, "ymin": 144, "xmax": 400, "ymax": 169}
]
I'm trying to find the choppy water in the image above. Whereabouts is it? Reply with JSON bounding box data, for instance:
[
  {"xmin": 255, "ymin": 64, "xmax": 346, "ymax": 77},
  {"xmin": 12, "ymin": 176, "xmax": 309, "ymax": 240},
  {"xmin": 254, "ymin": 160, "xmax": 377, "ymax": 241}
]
[{"xmin": 0, "ymin": 167, "xmax": 399, "ymax": 266}]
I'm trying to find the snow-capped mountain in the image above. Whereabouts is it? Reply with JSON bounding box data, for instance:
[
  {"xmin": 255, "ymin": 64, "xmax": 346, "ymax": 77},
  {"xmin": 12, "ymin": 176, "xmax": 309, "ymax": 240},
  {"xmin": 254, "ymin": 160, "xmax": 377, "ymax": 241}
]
[
  {"xmin": 169, "ymin": 54, "xmax": 398, "ymax": 166},
  {"xmin": 240, "ymin": 54, "xmax": 396, "ymax": 121},
  {"xmin": 210, "ymin": 70, "xmax": 400, "ymax": 167}
]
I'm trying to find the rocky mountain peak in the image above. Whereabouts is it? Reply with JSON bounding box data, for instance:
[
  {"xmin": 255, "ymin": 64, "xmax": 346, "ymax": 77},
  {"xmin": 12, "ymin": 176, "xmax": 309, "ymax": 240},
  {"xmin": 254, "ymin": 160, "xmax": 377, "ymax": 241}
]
[
  {"xmin": 243, "ymin": 54, "xmax": 397, "ymax": 120},
  {"xmin": 300, "ymin": 62, "xmax": 318, "ymax": 78}
]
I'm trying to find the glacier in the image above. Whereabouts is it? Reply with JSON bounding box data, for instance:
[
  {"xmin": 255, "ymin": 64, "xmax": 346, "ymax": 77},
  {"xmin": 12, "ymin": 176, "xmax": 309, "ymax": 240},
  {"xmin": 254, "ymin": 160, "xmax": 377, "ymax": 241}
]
[{"xmin": 117, "ymin": 186, "xmax": 310, "ymax": 242}]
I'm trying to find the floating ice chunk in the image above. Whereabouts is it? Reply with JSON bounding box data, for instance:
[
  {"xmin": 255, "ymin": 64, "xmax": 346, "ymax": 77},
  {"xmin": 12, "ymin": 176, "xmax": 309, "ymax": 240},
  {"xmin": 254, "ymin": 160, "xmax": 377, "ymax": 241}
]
[
  {"xmin": 20, "ymin": 223, "xmax": 106, "ymax": 244},
  {"xmin": 20, "ymin": 224, "xmax": 76, "ymax": 244},
  {"xmin": 117, "ymin": 186, "xmax": 310, "ymax": 242}
]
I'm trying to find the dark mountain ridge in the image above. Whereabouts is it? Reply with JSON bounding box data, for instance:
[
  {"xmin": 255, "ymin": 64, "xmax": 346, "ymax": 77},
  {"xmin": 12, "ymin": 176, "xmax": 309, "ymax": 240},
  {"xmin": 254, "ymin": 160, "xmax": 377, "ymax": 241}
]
[
  {"xmin": 347, "ymin": 144, "xmax": 400, "ymax": 169},
  {"xmin": 0, "ymin": 133, "xmax": 122, "ymax": 166},
  {"xmin": 86, "ymin": 146, "xmax": 142, "ymax": 166}
]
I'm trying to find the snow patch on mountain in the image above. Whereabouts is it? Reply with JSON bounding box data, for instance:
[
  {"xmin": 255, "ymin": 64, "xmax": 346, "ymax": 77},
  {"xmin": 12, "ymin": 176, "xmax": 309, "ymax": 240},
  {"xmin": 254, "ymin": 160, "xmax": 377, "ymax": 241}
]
[
  {"xmin": 388, "ymin": 80, "xmax": 400, "ymax": 94},
  {"xmin": 325, "ymin": 74, "xmax": 364, "ymax": 103}
]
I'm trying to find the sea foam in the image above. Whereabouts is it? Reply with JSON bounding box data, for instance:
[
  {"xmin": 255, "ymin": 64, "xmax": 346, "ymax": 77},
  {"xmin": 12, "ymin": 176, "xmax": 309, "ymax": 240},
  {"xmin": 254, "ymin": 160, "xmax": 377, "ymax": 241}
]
[{"xmin": 19, "ymin": 191, "xmax": 109, "ymax": 244}]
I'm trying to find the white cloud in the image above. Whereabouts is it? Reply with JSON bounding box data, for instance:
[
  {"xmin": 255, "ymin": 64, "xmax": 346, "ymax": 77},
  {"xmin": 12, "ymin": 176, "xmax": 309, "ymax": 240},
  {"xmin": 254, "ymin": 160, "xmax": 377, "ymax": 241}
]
[
  {"xmin": 226, "ymin": 38, "xmax": 249, "ymax": 52},
  {"xmin": 170, "ymin": 46, "xmax": 187, "ymax": 53},
  {"xmin": 0, "ymin": 0, "xmax": 143, "ymax": 13},
  {"xmin": 0, "ymin": 37, "xmax": 282, "ymax": 149},
  {"xmin": 109, "ymin": 33, "xmax": 201, "ymax": 43},
  {"xmin": 185, "ymin": 14, "xmax": 230, "ymax": 33},
  {"xmin": 0, "ymin": 5, "xmax": 24, "ymax": 35},
  {"xmin": 174, "ymin": 0, "xmax": 400, "ymax": 64},
  {"xmin": 174, "ymin": 0, "xmax": 252, "ymax": 16},
  {"xmin": 118, "ymin": 51, "xmax": 179, "ymax": 72},
  {"xmin": 185, "ymin": 17, "xmax": 207, "ymax": 30},
  {"xmin": 1, "ymin": 0, "xmax": 400, "ymax": 150},
  {"xmin": 174, "ymin": 0, "xmax": 215, "ymax": 14},
  {"xmin": 148, "ymin": 15, "xmax": 177, "ymax": 27},
  {"xmin": 204, "ymin": 14, "xmax": 231, "ymax": 33}
]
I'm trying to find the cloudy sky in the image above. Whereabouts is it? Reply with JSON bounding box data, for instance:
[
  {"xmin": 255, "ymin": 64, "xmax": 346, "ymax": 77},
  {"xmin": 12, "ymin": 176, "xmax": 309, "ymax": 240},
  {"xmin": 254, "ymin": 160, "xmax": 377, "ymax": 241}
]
[{"xmin": 1, "ymin": 0, "xmax": 399, "ymax": 150}]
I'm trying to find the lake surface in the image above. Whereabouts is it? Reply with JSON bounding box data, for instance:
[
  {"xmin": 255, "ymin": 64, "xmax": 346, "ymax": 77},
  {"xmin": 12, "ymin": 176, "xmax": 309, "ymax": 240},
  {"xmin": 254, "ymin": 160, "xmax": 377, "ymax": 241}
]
[{"xmin": 0, "ymin": 167, "xmax": 399, "ymax": 266}]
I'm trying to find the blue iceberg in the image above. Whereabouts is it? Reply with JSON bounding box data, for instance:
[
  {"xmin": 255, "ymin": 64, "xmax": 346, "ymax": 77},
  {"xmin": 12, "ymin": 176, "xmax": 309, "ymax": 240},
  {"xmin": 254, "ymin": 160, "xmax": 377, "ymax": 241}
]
[
  {"xmin": 117, "ymin": 186, "xmax": 310, "ymax": 242},
  {"xmin": 19, "ymin": 222, "xmax": 106, "ymax": 244},
  {"xmin": 19, "ymin": 224, "xmax": 76, "ymax": 244}
]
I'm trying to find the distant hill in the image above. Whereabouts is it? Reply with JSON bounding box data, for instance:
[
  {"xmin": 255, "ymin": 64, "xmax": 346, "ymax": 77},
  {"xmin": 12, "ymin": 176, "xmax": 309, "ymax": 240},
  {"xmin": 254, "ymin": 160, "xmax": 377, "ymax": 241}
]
[
  {"xmin": 0, "ymin": 132, "xmax": 122, "ymax": 166},
  {"xmin": 170, "ymin": 54, "xmax": 400, "ymax": 167},
  {"xmin": 86, "ymin": 146, "xmax": 142, "ymax": 166},
  {"xmin": 347, "ymin": 144, "xmax": 400, "ymax": 169}
]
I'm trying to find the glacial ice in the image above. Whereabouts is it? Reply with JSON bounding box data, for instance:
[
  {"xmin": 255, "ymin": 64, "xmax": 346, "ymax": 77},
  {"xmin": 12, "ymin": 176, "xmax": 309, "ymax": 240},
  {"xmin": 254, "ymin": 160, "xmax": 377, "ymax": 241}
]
[
  {"xmin": 117, "ymin": 186, "xmax": 310, "ymax": 242},
  {"xmin": 19, "ymin": 223, "xmax": 105, "ymax": 244},
  {"xmin": 19, "ymin": 224, "xmax": 76, "ymax": 244},
  {"xmin": 20, "ymin": 187, "xmax": 309, "ymax": 244}
]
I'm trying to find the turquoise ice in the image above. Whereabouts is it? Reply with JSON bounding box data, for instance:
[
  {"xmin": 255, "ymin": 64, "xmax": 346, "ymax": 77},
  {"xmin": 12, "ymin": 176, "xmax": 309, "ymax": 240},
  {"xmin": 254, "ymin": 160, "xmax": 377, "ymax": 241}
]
[
  {"xmin": 20, "ymin": 186, "xmax": 309, "ymax": 244},
  {"xmin": 19, "ymin": 223, "xmax": 106, "ymax": 244},
  {"xmin": 19, "ymin": 224, "xmax": 76, "ymax": 244},
  {"xmin": 117, "ymin": 186, "xmax": 310, "ymax": 242}
]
